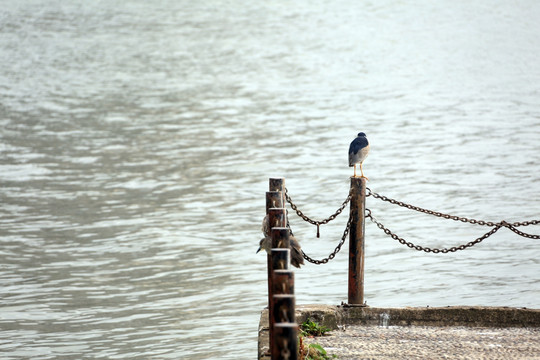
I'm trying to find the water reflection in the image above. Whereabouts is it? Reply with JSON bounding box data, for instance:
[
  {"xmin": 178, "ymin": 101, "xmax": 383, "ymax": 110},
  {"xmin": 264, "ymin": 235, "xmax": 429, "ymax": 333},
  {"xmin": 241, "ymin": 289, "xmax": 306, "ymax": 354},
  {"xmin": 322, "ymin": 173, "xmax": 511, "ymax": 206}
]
[{"xmin": 1, "ymin": 0, "xmax": 540, "ymax": 359}]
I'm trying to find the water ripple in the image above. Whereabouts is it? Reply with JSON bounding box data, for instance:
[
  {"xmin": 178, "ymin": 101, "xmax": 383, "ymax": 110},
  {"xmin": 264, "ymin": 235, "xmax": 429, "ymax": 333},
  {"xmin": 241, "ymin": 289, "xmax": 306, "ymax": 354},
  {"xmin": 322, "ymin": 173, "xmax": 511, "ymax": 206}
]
[{"xmin": 1, "ymin": 0, "xmax": 540, "ymax": 359}]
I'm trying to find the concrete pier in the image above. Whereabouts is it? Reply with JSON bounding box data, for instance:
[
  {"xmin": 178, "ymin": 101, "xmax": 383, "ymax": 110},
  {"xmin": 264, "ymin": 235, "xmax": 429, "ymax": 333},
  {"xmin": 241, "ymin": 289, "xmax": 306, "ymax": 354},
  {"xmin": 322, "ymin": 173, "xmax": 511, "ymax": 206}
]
[{"xmin": 258, "ymin": 305, "xmax": 540, "ymax": 359}]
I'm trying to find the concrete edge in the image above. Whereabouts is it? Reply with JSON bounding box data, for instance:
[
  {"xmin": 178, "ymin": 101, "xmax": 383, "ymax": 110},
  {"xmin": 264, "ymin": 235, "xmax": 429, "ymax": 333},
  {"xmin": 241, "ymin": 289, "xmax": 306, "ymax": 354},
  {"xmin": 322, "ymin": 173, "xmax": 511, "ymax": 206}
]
[{"xmin": 295, "ymin": 304, "xmax": 540, "ymax": 329}]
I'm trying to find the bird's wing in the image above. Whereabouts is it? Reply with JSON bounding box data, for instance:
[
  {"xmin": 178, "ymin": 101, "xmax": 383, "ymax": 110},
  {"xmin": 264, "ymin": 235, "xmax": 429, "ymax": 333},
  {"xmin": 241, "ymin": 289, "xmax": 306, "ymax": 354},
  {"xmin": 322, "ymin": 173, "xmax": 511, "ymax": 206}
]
[{"xmin": 349, "ymin": 137, "xmax": 369, "ymax": 165}]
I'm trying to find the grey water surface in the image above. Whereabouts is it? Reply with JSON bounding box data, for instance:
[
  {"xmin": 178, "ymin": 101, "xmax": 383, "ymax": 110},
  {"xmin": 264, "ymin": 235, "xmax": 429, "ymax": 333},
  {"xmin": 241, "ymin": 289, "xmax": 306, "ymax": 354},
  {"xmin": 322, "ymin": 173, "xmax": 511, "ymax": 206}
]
[{"xmin": 1, "ymin": 1, "xmax": 539, "ymax": 359}]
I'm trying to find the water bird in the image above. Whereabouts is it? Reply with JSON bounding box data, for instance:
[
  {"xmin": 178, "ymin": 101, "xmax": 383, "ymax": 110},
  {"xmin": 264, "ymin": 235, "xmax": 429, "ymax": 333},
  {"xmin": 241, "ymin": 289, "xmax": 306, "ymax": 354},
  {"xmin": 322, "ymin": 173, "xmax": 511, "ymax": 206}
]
[
  {"xmin": 257, "ymin": 216, "xmax": 304, "ymax": 268},
  {"xmin": 349, "ymin": 132, "xmax": 370, "ymax": 179}
]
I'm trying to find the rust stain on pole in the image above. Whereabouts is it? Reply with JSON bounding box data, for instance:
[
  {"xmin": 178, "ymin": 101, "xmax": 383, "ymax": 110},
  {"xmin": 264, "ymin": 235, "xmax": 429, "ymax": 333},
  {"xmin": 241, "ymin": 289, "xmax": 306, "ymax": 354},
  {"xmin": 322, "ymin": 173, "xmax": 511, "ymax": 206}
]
[
  {"xmin": 266, "ymin": 178, "xmax": 286, "ymax": 354},
  {"xmin": 269, "ymin": 177, "xmax": 286, "ymax": 202},
  {"xmin": 268, "ymin": 224, "xmax": 287, "ymax": 356},
  {"xmin": 271, "ymin": 295, "xmax": 297, "ymax": 360},
  {"xmin": 271, "ymin": 248, "xmax": 290, "ymax": 271},
  {"xmin": 272, "ymin": 270, "xmax": 294, "ymax": 295},
  {"xmin": 267, "ymin": 178, "xmax": 285, "ymax": 357},
  {"xmin": 272, "ymin": 294, "xmax": 295, "ymax": 324},
  {"xmin": 266, "ymin": 191, "xmax": 283, "ymax": 212},
  {"xmin": 348, "ymin": 177, "xmax": 367, "ymax": 305},
  {"xmin": 268, "ymin": 209, "xmax": 286, "ymax": 232},
  {"xmin": 273, "ymin": 323, "xmax": 298, "ymax": 360},
  {"xmin": 271, "ymin": 227, "xmax": 289, "ymax": 250}
]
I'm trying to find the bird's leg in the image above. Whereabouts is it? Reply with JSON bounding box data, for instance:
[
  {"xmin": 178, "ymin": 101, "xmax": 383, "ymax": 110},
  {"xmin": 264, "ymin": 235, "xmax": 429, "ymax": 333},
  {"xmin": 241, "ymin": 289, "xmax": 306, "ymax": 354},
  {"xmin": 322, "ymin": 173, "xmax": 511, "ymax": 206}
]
[
  {"xmin": 353, "ymin": 165, "xmax": 357, "ymax": 177},
  {"xmin": 360, "ymin": 163, "xmax": 369, "ymax": 180}
]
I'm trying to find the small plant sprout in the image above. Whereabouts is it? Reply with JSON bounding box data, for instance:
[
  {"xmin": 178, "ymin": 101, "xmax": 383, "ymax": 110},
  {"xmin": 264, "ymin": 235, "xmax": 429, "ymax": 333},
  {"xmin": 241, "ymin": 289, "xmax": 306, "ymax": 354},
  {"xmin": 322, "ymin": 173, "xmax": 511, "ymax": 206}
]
[{"xmin": 300, "ymin": 319, "xmax": 331, "ymax": 337}]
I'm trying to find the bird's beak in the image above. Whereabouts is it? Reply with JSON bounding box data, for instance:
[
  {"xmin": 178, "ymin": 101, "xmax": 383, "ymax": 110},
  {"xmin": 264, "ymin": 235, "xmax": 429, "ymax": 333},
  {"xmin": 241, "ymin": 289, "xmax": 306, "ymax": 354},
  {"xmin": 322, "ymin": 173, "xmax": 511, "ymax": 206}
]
[{"xmin": 256, "ymin": 245, "xmax": 262, "ymax": 254}]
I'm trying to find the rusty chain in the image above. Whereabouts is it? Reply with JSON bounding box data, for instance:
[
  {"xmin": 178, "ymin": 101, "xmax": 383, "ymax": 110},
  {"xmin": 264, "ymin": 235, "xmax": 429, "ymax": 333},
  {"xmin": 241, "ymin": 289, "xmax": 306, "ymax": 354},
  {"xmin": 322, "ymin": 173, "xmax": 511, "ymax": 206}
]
[
  {"xmin": 503, "ymin": 223, "xmax": 540, "ymax": 239},
  {"xmin": 365, "ymin": 209, "xmax": 505, "ymax": 253},
  {"xmin": 283, "ymin": 187, "xmax": 352, "ymax": 264},
  {"xmin": 366, "ymin": 187, "xmax": 498, "ymax": 226},
  {"xmin": 282, "ymin": 186, "xmax": 539, "ymax": 260},
  {"xmin": 365, "ymin": 187, "xmax": 539, "ymax": 252},
  {"xmin": 366, "ymin": 187, "xmax": 540, "ymax": 228},
  {"xmin": 284, "ymin": 187, "xmax": 351, "ymax": 237},
  {"xmin": 299, "ymin": 212, "xmax": 352, "ymax": 264}
]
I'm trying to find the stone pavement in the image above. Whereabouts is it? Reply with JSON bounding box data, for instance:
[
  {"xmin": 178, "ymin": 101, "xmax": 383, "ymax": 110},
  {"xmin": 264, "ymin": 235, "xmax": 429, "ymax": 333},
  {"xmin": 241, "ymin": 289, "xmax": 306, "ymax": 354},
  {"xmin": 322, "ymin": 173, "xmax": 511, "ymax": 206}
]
[
  {"xmin": 258, "ymin": 305, "xmax": 540, "ymax": 360},
  {"xmin": 303, "ymin": 324, "xmax": 540, "ymax": 359}
]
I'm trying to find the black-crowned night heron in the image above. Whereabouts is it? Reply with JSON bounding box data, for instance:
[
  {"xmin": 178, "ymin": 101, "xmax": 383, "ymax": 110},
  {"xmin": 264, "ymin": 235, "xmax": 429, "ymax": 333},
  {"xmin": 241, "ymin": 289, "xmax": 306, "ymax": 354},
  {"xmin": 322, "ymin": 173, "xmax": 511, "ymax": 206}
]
[
  {"xmin": 257, "ymin": 215, "xmax": 304, "ymax": 268},
  {"xmin": 349, "ymin": 132, "xmax": 370, "ymax": 179}
]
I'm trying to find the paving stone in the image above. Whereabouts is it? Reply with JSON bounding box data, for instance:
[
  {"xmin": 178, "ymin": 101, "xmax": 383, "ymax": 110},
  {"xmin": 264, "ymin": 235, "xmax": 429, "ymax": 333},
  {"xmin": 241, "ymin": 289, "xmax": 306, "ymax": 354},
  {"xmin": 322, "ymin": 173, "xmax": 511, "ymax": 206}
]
[
  {"xmin": 258, "ymin": 305, "xmax": 540, "ymax": 359},
  {"xmin": 303, "ymin": 324, "xmax": 540, "ymax": 359}
]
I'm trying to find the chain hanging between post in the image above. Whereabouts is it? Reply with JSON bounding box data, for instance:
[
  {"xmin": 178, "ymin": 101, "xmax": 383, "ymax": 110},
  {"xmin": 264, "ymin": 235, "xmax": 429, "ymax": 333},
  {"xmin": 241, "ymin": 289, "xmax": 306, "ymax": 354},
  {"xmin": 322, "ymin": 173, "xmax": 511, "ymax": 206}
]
[
  {"xmin": 366, "ymin": 188, "xmax": 540, "ymax": 228},
  {"xmin": 365, "ymin": 209, "xmax": 504, "ymax": 253},
  {"xmin": 284, "ymin": 187, "xmax": 351, "ymax": 238},
  {"xmin": 504, "ymin": 223, "xmax": 540, "ymax": 239},
  {"xmin": 300, "ymin": 211, "xmax": 353, "ymax": 264}
]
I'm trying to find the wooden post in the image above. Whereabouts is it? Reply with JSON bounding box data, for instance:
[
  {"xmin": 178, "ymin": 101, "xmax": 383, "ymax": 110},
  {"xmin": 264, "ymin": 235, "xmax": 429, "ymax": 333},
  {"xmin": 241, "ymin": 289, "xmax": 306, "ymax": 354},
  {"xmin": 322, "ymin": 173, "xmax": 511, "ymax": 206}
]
[{"xmin": 348, "ymin": 177, "xmax": 367, "ymax": 305}]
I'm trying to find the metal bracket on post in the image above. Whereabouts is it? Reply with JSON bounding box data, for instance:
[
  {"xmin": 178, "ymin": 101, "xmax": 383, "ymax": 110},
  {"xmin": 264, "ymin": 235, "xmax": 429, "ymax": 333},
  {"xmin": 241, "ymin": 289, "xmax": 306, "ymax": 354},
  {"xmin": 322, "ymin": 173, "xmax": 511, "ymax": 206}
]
[
  {"xmin": 266, "ymin": 178, "xmax": 298, "ymax": 360},
  {"xmin": 270, "ymin": 227, "xmax": 297, "ymax": 360},
  {"xmin": 266, "ymin": 208, "xmax": 286, "ymax": 356}
]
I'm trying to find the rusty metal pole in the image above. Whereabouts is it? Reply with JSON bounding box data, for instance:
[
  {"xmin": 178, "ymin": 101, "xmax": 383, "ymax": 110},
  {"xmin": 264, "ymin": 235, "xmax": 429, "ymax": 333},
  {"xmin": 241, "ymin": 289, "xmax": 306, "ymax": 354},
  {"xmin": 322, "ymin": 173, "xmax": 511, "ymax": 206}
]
[
  {"xmin": 269, "ymin": 226, "xmax": 289, "ymax": 359},
  {"xmin": 267, "ymin": 178, "xmax": 297, "ymax": 359},
  {"xmin": 272, "ymin": 269, "xmax": 294, "ymax": 295},
  {"xmin": 270, "ymin": 227, "xmax": 297, "ymax": 360},
  {"xmin": 266, "ymin": 178, "xmax": 286, "ymax": 356},
  {"xmin": 271, "ymin": 227, "xmax": 292, "ymax": 295},
  {"xmin": 267, "ymin": 191, "xmax": 282, "ymax": 213},
  {"xmin": 266, "ymin": 208, "xmax": 286, "ymax": 354},
  {"xmin": 269, "ymin": 177, "xmax": 285, "ymax": 204},
  {"xmin": 271, "ymin": 248, "xmax": 290, "ymax": 271},
  {"xmin": 273, "ymin": 323, "xmax": 298, "ymax": 360},
  {"xmin": 266, "ymin": 192, "xmax": 283, "ymax": 349},
  {"xmin": 348, "ymin": 177, "xmax": 367, "ymax": 305}
]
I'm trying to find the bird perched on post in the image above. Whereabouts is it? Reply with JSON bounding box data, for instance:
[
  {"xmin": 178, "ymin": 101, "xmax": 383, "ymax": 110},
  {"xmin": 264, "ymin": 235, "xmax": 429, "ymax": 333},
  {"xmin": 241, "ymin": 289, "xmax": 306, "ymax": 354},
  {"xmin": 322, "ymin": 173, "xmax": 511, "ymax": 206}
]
[
  {"xmin": 349, "ymin": 132, "xmax": 370, "ymax": 179},
  {"xmin": 257, "ymin": 216, "xmax": 304, "ymax": 268}
]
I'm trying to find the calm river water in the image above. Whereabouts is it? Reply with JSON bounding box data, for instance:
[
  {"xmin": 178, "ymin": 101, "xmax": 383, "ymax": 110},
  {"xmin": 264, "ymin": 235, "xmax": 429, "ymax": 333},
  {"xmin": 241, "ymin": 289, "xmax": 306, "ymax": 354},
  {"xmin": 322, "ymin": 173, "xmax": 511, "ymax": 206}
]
[{"xmin": 1, "ymin": 1, "xmax": 539, "ymax": 359}]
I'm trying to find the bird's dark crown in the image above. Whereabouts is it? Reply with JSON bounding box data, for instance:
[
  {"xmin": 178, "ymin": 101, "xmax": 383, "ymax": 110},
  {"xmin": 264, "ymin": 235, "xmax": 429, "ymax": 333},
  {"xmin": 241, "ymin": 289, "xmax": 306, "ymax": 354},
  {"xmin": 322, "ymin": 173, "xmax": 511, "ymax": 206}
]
[{"xmin": 357, "ymin": 132, "xmax": 366, "ymax": 137}]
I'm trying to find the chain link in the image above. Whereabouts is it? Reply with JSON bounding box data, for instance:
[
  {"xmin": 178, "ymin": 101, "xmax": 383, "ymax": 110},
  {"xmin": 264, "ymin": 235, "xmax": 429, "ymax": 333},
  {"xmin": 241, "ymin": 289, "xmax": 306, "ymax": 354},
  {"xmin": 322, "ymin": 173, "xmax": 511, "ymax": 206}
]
[
  {"xmin": 366, "ymin": 209, "xmax": 504, "ymax": 253},
  {"xmin": 300, "ymin": 211, "xmax": 353, "ymax": 264},
  {"xmin": 504, "ymin": 223, "xmax": 540, "ymax": 239},
  {"xmin": 365, "ymin": 187, "xmax": 501, "ymax": 226},
  {"xmin": 510, "ymin": 220, "xmax": 540, "ymax": 227},
  {"xmin": 283, "ymin": 187, "xmax": 353, "ymax": 263},
  {"xmin": 284, "ymin": 187, "xmax": 351, "ymax": 228},
  {"xmin": 282, "ymin": 187, "xmax": 539, "ymax": 260},
  {"xmin": 367, "ymin": 187, "xmax": 540, "ymax": 228}
]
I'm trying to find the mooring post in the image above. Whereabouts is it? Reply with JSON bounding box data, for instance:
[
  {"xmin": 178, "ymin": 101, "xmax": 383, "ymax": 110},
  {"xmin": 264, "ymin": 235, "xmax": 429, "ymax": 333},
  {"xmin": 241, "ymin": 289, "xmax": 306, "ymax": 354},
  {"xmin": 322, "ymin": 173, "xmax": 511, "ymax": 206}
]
[
  {"xmin": 273, "ymin": 323, "xmax": 298, "ymax": 360},
  {"xmin": 269, "ymin": 177, "xmax": 286, "ymax": 205},
  {"xmin": 266, "ymin": 208, "xmax": 286, "ymax": 356},
  {"xmin": 271, "ymin": 267, "xmax": 296, "ymax": 360},
  {"xmin": 269, "ymin": 226, "xmax": 293, "ymax": 360},
  {"xmin": 266, "ymin": 178, "xmax": 286, "ymax": 357},
  {"xmin": 348, "ymin": 177, "xmax": 367, "ymax": 305},
  {"xmin": 270, "ymin": 227, "xmax": 292, "ymax": 295}
]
